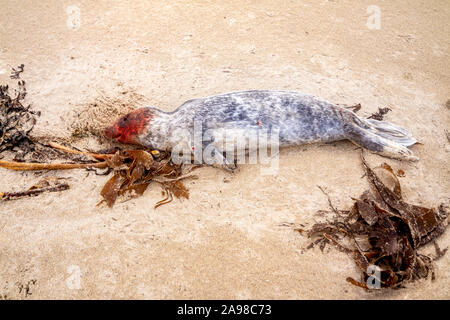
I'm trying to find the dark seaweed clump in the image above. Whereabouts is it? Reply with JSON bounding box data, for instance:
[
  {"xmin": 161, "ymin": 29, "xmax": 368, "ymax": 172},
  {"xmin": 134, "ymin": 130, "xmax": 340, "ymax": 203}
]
[
  {"xmin": 0, "ymin": 70, "xmax": 40, "ymax": 157},
  {"xmin": 301, "ymin": 158, "xmax": 448, "ymax": 290},
  {"xmin": 0, "ymin": 65, "xmax": 87, "ymax": 163}
]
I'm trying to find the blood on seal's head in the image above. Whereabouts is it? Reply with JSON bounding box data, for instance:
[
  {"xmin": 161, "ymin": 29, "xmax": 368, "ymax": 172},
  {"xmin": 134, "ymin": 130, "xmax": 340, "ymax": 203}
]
[{"xmin": 104, "ymin": 108, "xmax": 153, "ymax": 144}]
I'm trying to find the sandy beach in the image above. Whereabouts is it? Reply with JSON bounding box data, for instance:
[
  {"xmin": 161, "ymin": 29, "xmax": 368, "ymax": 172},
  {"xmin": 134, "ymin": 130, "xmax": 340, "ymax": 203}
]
[{"xmin": 0, "ymin": 0, "xmax": 449, "ymax": 299}]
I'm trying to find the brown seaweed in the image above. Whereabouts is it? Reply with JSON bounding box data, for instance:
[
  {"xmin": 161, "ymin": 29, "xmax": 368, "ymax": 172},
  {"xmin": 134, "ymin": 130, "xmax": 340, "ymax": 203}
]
[
  {"xmin": 0, "ymin": 139, "xmax": 195, "ymax": 208},
  {"xmin": 368, "ymin": 107, "xmax": 392, "ymax": 121},
  {"xmin": 10, "ymin": 64, "xmax": 25, "ymax": 80},
  {"xmin": 0, "ymin": 80, "xmax": 37, "ymax": 154},
  {"xmin": 302, "ymin": 158, "xmax": 448, "ymax": 290},
  {"xmin": 344, "ymin": 103, "xmax": 362, "ymax": 113},
  {"xmin": 0, "ymin": 177, "xmax": 69, "ymax": 201},
  {"xmin": 97, "ymin": 149, "xmax": 197, "ymax": 208}
]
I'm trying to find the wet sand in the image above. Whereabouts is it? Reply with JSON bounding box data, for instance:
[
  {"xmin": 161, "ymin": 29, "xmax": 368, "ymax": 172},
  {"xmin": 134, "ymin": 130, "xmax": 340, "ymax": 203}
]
[{"xmin": 0, "ymin": 0, "xmax": 449, "ymax": 299}]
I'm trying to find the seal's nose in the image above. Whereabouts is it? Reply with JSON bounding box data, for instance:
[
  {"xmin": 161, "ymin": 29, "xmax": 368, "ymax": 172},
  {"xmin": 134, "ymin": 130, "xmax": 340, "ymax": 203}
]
[{"xmin": 104, "ymin": 125, "xmax": 119, "ymax": 139}]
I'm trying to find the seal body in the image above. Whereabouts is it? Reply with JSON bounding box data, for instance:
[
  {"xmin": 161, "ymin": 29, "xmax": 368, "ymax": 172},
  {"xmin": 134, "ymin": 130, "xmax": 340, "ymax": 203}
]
[{"xmin": 105, "ymin": 90, "xmax": 418, "ymax": 162}]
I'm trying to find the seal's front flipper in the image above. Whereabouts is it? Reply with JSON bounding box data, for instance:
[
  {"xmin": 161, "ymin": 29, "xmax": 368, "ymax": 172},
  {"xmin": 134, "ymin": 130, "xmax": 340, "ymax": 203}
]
[
  {"xmin": 202, "ymin": 144, "xmax": 237, "ymax": 172},
  {"xmin": 346, "ymin": 125, "xmax": 419, "ymax": 161}
]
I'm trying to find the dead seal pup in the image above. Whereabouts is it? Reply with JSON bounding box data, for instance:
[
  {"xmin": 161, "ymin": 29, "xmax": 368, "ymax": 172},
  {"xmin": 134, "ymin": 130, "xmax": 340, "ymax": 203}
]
[{"xmin": 104, "ymin": 90, "xmax": 418, "ymax": 166}]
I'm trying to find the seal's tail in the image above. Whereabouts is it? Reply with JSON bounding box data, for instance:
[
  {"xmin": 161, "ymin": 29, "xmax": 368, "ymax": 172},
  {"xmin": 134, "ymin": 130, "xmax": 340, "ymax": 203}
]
[{"xmin": 344, "ymin": 113, "xmax": 418, "ymax": 161}]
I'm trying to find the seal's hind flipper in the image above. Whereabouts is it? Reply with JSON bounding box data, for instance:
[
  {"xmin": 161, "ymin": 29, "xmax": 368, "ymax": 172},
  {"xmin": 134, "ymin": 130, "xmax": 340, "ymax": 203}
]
[
  {"xmin": 345, "ymin": 125, "xmax": 419, "ymax": 161},
  {"xmin": 366, "ymin": 119, "xmax": 417, "ymax": 147}
]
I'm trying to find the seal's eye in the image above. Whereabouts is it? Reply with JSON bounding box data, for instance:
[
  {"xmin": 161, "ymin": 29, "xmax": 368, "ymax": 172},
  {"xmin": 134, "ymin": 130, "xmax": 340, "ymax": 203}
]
[{"xmin": 119, "ymin": 116, "xmax": 128, "ymax": 128}]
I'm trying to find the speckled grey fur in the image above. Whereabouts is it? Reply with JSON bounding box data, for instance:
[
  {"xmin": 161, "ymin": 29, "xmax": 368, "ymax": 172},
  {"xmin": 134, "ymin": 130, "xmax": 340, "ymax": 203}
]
[{"xmin": 137, "ymin": 90, "xmax": 418, "ymax": 161}]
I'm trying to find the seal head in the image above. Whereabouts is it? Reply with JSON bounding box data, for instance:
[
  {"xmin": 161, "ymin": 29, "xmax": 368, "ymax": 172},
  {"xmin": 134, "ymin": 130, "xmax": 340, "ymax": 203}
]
[{"xmin": 104, "ymin": 108, "xmax": 153, "ymax": 144}]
